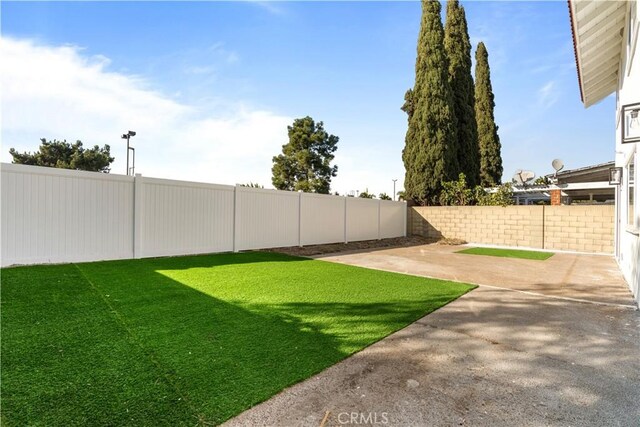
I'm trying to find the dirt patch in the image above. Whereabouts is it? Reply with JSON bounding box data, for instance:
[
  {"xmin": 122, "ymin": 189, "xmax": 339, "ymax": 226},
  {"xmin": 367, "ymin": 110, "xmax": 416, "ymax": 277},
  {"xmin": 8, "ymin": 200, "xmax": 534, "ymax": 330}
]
[
  {"xmin": 436, "ymin": 237, "xmax": 468, "ymax": 246},
  {"xmin": 264, "ymin": 236, "xmax": 450, "ymax": 257}
]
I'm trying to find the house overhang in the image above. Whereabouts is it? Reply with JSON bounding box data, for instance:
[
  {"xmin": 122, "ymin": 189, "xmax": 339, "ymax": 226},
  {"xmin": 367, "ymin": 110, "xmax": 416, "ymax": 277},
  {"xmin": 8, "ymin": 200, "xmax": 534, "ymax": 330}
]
[{"xmin": 568, "ymin": 0, "xmax": 628, "ymax": 107}]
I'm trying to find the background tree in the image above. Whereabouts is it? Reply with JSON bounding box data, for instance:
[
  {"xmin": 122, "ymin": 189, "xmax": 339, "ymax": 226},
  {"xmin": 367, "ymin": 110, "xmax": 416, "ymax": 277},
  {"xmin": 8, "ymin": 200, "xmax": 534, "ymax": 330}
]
[
  {"xmin": 444, "ymin": 0, "xmax": 480, "ymax": 187},
  {"xmin": 402, "ymin": 0, "xmax": 458, "ymax": 205},
  {"xmin": 358, "ymin": 189, "xmax": 375, "ymax": 199},
  {"xmin": 9, "ymin": 139, "xmax": 114, "ymax": 173},
  {"xmin": 240, "ymin": 182, "xmax": 264, "ymax": 188},
  {"xmin": 272, "ymin": 116, "xmax": 338, "ymax": 194},
  {"xmin": 379, "ymin": 193, "xmax": 392, "ymax": 200},
  {"xmin": 400, "ymin": 89, "xmax": 415, "ymax": 120},
  {"xmin": 475, "ymin": 42, "xmax": 503, "ymax": 186}
]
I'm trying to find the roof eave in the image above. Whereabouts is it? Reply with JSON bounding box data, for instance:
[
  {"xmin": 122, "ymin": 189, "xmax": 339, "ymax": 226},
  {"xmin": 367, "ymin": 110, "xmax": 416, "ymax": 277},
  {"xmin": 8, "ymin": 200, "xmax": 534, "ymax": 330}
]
[{"xmin": 568, "ymin": 0, "xmax": 586, "ymax": 105}]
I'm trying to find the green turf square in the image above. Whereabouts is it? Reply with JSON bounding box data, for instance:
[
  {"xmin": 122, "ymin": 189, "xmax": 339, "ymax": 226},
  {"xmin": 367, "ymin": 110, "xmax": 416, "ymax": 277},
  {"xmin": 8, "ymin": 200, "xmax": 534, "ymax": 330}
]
[{"xmin": 456, "ymin": 247, "xmax": 554, "ymax": 260}]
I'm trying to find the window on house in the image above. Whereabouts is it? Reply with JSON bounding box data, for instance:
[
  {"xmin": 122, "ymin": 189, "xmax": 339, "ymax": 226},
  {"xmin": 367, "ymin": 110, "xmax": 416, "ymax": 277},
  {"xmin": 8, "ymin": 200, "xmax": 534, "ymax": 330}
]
[{"xmin": 628, "ymin": 154, "xmax": 636, "ymax": 228}]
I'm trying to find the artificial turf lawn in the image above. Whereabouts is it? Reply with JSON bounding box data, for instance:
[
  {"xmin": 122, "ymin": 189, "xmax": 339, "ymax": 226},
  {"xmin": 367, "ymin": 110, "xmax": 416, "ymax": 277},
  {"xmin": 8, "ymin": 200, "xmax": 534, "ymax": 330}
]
[
  {"xmin": 1, "ymin": 252, "xmax": 474, "ymax": 426},
  {"xmin": 456, "ymin": 247, "xmax": 555, "ymax": 260}
]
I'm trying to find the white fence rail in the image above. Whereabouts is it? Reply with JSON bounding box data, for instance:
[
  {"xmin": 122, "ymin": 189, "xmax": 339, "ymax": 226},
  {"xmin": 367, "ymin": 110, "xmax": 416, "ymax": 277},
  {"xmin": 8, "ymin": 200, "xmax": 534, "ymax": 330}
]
[{"xmin": 1, "ymin": 163, "xmax": 406, "ymax": 267}]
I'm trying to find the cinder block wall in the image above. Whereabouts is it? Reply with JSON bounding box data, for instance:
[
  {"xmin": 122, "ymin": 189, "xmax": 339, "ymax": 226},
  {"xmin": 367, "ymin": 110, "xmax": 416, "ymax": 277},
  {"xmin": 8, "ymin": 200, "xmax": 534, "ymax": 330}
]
[
  {"xmin": 409, "ymin": 205, "xmax": 614, "ymax": 254},
  {"xmin": 543, "ymin": 206, "xmax": 614, "ymax": 253}
]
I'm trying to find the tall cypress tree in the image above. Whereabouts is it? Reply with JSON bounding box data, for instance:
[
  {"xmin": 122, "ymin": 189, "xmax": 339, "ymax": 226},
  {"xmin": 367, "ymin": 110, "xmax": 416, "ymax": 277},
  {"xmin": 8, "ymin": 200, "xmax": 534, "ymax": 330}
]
[
  {"xmin": 444, "ymin": 0, "xmax": 480, "ymax": 187},
  {"xmin": 475, "ymin": 41, "xmax": 503, "ymax": 186},
  {"xmin": 402, "ymin": 0, "xmax": 458, "ymax": 205}
]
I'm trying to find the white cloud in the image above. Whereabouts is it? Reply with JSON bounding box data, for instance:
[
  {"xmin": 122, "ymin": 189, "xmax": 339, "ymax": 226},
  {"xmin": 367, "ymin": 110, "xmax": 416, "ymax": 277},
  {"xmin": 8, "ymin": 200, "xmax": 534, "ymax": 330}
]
[
  {"xmin": 537, "ymin": 80, "xmax": 559, "ymax": 109},
  {"xmin": 247, "ymin": 0, "xmax": 287, "ymax": 16},
  {"xmin": 207, "ymin": 42, "xmax": 240, "ymax": 65},
  {"xmin": 1, "ymin": 37, "xmax": 291, "ymax": 187}
]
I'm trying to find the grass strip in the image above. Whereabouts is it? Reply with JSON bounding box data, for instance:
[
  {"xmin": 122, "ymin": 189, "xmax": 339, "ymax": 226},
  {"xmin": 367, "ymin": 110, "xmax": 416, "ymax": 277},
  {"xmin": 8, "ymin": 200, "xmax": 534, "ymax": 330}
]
[{"xmin": 456, "ymin": 247, "xmax": 554, "ymax": 260}]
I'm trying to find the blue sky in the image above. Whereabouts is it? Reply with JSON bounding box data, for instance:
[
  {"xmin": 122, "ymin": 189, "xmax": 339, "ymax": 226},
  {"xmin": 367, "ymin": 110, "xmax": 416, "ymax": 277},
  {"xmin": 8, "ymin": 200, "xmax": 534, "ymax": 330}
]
[{"xmin": 1, "ymin": 1, "xmax": 615, "ymax": 196}]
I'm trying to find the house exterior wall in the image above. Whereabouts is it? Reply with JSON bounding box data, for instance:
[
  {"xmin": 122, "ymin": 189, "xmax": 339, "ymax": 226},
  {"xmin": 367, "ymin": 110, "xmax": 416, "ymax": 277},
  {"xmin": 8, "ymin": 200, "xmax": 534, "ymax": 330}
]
[
  {"xmin": 615, "ymin": 1, "xmax": 639, "ymax": 305},
  {"xmin": 409, "ymin": 205, "xmax": 614, "ymax": 254}
]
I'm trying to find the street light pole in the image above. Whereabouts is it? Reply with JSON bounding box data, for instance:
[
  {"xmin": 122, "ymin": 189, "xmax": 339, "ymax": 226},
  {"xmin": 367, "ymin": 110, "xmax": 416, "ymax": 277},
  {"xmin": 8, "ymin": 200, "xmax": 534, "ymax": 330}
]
[
  {"xmin": 125, "ymin": 134, "xmax": 130, "ymax": 175},
  {"xmin": 392, "ymin": 179, "xmax": 398, "ymax": 201},
  {"xmin": 121, "ymin": 131, "xmax": 136, "ymax": 175}
]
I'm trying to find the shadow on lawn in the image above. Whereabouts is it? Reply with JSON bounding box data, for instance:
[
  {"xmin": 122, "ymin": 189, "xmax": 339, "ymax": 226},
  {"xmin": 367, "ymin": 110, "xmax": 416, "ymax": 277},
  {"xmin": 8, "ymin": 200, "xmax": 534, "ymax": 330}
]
[
  {"xmin": 66, "ymin": 252, "xmax": 461, "ymax": 426},
  {"xmin": 76, "ymin": 259, "xmax": 349, "ymax": 425},
  {"xmin": 3, "ymin": 256, "xmax": 348, "ymax": 426},
  {"xmin": 2, "ymin": 251, "xmax": 469, "ymax": 426}
]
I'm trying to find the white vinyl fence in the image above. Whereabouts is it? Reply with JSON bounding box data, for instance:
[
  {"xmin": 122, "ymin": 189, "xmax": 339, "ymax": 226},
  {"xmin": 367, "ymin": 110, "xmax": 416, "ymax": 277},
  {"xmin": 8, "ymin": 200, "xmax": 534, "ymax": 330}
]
[{"xmin": 1, "ymin": 163, "xmax": 406, "ymax": 267}]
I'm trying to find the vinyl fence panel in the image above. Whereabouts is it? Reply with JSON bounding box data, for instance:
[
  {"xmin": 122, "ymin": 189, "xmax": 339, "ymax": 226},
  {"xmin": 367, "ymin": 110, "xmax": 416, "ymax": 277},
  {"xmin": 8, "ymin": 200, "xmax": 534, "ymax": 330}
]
[
  {"xmin": 1, "ymin": 163, "xmax": 134, "ymax": 266},
  {"xmin": 137, "ymin": 177, "xmax": 235, "ymax": 258},
  {"xmin": 380, "ymin": 200, "xmax": 407, "ymax": 239},
  {"xmin": 1, "ymin": 163, "xmax": 407, "ymax": 266},
  {"xmin": 234, "ymin": 186, "xmax": 300, "ymax": 251},
  {"xmin": 346, "ymin": 197, "xmax": 380, "ymax": 242},
  {"xmin": 300, "ymin": 193, "xmax": 346, "ymax": 245}
]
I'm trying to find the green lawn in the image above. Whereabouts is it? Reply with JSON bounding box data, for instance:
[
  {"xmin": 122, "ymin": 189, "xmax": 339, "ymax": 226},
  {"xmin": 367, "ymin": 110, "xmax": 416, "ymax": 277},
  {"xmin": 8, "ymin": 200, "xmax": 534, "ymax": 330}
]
[
  {"xmin": 456, "ymin": 247, "xmax": 555, "ymax": 260},
  {"xmin": 1, "ymin": 252, "xmax": 474, "ymax": 426}
]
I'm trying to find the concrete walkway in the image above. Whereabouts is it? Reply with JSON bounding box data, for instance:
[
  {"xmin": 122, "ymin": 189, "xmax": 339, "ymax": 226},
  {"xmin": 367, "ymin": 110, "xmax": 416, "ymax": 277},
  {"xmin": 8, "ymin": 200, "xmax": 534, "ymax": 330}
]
[{"xmin": 224, "ymin": 245, "xmax": 640, "ymax": 427}]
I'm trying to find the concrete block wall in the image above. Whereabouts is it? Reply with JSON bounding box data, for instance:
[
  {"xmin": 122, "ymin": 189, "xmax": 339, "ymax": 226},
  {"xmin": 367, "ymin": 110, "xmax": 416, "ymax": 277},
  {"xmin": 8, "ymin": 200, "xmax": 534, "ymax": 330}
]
[
  {"xmin": 543, "ymin": 206, "xmax": 614, "ymax": 253},
  {"xmin": 410, "ymin": 205, "xmax": 614, "ymax": 254}
]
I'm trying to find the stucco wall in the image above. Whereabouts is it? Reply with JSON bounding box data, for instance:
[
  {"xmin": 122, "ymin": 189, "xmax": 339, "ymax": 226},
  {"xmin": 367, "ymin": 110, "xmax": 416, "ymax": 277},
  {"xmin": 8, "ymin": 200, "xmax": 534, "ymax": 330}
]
[
  {"xmin": 409, "ymin": 205, "xmax": 614, "ymax": 254},
  {"xmin": 614, "ymin": 2, "xmax": 639, "ymax": 305}
]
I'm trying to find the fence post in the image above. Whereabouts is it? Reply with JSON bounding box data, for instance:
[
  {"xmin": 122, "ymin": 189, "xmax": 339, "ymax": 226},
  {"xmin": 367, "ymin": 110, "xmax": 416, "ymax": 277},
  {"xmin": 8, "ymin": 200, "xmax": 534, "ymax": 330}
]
[
  {"xmin": 344, "ymin": 196, "xmax": 348, "ymax": 244},
  {"xmin": 133, "ymin": 174, "xmax": 143, "ymax": 259},
  {"xmin": 377, "ymin": 199, "xmax": 381, "ymax": 240},
  {"xmin": 233, "ymin": 185, "xmax": 239, "ymax": 252},
  {"xmin": 403, "ymin": 203, "xmax": 408, "ymax": 237},
  {"xmin": 298, "ymin": 191, "xmax": 303, "ymax": 247}
]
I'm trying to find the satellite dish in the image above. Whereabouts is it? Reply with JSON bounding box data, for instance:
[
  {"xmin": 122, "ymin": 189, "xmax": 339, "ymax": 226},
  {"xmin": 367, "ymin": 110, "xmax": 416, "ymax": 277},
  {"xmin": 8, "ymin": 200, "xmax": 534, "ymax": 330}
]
[
  {"xmin": 512, "ymin": 169, "xmax": 525, "ymax": 185},
  {"xmin": 511, "ymin": 169, "xmax": 536, "ymax": 186},
  {"xmin": 521, "ymin": 170, "xmax": 536, "ymax": 184},
  {"xmin": 552, "ymin": 159, "xmax": 564, "ymax": 172}
]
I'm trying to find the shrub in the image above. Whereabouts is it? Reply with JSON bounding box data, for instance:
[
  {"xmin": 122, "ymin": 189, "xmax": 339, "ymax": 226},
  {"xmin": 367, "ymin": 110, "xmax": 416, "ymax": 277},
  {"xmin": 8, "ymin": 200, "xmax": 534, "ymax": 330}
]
[
  {"xmin": 439, "ymin": 173, "xmax": 473, "ymax": 206},
  {"xmin": 439, "ymin": 173, "xmax": 514, "ymax": 206},
  {"xmin": 475, "ymin": 183, "xmax": 514, "ymax": 206}
]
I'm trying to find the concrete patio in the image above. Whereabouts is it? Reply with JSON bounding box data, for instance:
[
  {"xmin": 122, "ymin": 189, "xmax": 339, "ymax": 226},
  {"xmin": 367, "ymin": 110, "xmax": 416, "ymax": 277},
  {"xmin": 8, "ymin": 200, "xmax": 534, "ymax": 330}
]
[{"xmin": 224, "ymin": 244, "xmax": 640, "ymax": 426}]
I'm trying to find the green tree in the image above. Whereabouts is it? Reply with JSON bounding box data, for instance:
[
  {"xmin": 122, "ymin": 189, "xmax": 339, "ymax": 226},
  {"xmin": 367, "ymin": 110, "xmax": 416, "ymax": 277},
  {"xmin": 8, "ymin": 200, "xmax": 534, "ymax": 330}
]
[
  {"xmin": 379, "ymin": 193, "xmax": 392, "ymax": 201},
  {"xmin": 272, "ymin": 116, "xmax": 338, "ymax": 194},
  {"xmin": 240, "ymin": 182, "xmax": 264, "ymax": 188},
  {"xmin": 9, "ymin": 139, "xmax": 114, "ymax": 173},
  {"xmin": 533, "ymin": 176, "xmax": 550, "ymax": 186},
  {"xmin": 359, "ymin": 189, "xmax": 375, "ymax": 199},
  {"xmin": 444, "ymin": 0, "xmax": 480, "ymax": 187},
  {"xmin": 401, "ymin": 89, "xmax": 415, "ymax": 120},
  {"xmin": 402, "ymin": 0, "xmax": 458, "ymax": 205},
  {"xmin": 475, "ymin": 42, "xmax": 503, "ymax": 186}
]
